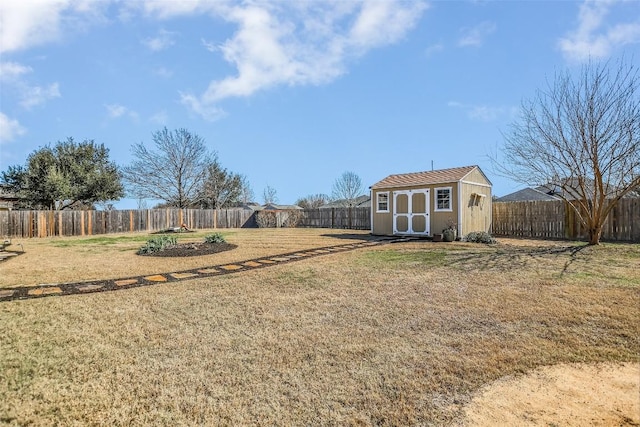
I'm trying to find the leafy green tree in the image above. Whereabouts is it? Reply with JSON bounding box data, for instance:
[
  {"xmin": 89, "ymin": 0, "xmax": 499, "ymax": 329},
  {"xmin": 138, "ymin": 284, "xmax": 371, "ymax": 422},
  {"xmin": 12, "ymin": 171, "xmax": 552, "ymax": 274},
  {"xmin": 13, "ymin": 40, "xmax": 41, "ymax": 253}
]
[
  {"xmin": 1, "ymin": 138, "xmax": 124, "ymax": 210},
  {"xmin": 1, "ymin": 165, "xmax": 27, "ymax": 196}
]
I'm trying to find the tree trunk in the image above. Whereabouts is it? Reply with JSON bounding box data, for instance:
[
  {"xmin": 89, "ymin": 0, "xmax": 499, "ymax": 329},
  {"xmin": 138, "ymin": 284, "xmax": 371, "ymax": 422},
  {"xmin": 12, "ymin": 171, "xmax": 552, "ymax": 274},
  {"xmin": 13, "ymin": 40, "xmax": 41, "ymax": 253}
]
[{"xmin": 588, "ymin": 225, "xmax": 602, "ymax": 245}]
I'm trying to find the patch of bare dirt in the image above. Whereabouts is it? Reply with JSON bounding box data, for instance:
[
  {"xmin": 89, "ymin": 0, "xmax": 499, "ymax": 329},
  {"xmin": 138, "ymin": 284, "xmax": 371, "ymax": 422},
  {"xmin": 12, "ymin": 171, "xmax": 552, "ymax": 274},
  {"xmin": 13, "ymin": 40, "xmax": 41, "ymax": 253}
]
[
  {"xmin": 461, "ymin": 362, "xmax": 640, "ymax": 426},
  {"xmin": 137, "ymin": 242, "xmax": 237, "ymax": 257}
]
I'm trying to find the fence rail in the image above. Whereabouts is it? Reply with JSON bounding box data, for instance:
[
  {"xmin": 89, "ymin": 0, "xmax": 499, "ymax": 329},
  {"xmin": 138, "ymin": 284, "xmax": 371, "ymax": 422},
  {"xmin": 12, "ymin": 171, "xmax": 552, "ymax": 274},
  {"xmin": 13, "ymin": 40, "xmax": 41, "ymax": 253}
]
[{"xmin": 1, "ymin": 200, "xmax": 638, "ymax": 241}]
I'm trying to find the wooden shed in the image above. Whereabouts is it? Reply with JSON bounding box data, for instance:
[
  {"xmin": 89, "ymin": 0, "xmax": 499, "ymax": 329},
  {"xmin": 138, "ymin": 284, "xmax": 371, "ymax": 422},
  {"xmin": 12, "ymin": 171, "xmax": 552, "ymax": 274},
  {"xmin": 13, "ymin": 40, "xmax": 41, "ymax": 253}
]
[{"xmin": 370, "ymin": 165, "xmax": 492, "ymax": 237}]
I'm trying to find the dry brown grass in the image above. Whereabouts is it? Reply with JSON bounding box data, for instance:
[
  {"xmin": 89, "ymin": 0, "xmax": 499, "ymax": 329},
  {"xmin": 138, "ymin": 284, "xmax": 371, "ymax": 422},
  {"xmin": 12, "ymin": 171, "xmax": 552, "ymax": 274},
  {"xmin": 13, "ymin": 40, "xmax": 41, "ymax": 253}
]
[
  {"xmin": 0, "ymin": 228, "xmax": 372, "ymax": 288},
  {"xmin": 0, "ymin": 231, "xmax": 638, "ymax": 425}
]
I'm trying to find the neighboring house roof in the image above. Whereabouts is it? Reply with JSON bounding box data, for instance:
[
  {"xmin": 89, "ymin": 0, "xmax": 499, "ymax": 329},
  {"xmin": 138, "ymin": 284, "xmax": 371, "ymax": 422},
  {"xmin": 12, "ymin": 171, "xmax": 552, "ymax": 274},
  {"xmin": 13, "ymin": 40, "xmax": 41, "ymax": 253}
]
[
  {"xmin": 241, "ymin": 202, "xmax": 262, "ymax": 210},
  {"xmin": 535, "ymin": 177, "xmax": 632, "ymax": 200},
  {"xmin": 498, "ymin": 176, "xmax": 637, "ymax": 202},
  {"xmin": 535, "ymin": 180, "xmax": 586, "ymax": 201},
  {"xmin": 320, "ymin": 195, "xmax": 370, "ymax": 208},
  {"xmin": 256, "ymin": 203, "xmax": 302, "ymax": 211},
  {"xmin": 496, "ymin": 187, "xmax": 561, "ymax": 202},
  {"xmin": 370, "ymin": 165, "xmax": 491, "ymax": 190},
  {"xmin": 0, "ymin": 188, "xmax": 19, "ymax": 210}
]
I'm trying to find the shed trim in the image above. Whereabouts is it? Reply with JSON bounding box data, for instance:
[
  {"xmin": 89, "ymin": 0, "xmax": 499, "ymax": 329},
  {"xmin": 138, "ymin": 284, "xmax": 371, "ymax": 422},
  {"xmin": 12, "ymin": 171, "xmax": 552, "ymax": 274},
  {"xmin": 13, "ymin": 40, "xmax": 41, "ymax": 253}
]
[
  {"xmin": 434, "ymin": 186, "xmax": 453, "ymax": 212},
  {"xmin": 458, "ymin": 181, "xmax": 463, "ymax": 237},
  {"xmin": 376, "ymin": 191, "xmax": 390, "ymax": 213},
  {"xmin": 460, "ymin": 180, "xmax": 492, "ymax": 188}
]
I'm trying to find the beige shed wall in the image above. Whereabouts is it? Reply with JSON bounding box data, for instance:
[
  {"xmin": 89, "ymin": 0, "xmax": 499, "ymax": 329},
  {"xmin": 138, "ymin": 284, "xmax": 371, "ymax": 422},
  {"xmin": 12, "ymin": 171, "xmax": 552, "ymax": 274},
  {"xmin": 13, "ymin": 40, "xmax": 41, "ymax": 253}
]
[
  {"xmin": 459, "ymin": 182, "xmax": 492, "ymax": 235},
  {"xmin": 430, "ymin": 183, "xmax": 459, "ymax": 236},
  {"xmin": 372, "ymin": 183, "xmax": 461, "ymax": 236},
  {"xmin": 371, "ymin": 189, "xmax": 393, "ymax": 235}
]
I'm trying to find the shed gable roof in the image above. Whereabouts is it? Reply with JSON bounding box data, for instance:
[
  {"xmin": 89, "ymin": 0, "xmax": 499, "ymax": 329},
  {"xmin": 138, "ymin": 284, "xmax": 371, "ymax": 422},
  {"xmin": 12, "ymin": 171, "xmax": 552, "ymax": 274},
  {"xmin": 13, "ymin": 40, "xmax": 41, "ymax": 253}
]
[
  {"xmin": 258, "ymin": 203, "xmax": 302, "ymax": 211},
  {"xmin": 371, "ymin": 165, "xmax": 488, "ymax": 190}
]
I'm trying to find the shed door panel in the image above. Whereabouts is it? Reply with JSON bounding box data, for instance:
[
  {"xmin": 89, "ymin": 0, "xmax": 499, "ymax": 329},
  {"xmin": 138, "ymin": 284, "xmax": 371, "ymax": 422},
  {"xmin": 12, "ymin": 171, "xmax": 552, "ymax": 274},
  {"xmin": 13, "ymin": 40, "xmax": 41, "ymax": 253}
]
[
  {"xmin": 412, "ymin": 215, "xmax": 426, "ymax": 233},
  {"xmin": 395, "ymin": 216, "xmax": 409, "ymax": 233},
  {"xmin": 393, "ymin": 190, "xmax": 430, "ymax": 235},
  {"xmin": 396, "ymin": 193, "xmax": 409, "ymax": 214}
]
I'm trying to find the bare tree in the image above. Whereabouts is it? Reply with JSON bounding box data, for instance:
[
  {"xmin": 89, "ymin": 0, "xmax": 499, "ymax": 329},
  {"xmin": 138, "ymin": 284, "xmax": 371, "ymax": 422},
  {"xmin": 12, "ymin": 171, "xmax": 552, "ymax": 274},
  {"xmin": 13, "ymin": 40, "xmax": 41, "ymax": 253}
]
[
  {"xmin": 494, "ymin": 58, "xmax": 639, "ymax": 245},
  {"xmin": 122, "ymin": 128, "xmax": 213, "ymax": 208},
  {"xmin": 296, "ymin": 193, "xmax": 330, "ymax": 209},
  {"xmin": 239, "ymin": 176, "xmax": 255, "ymax": 205},
  {"xmin": 331, "ymin": 171, "xmax": 364, "ymax": 206},
  {"xmin": 262, "ymin": 185, "xmax": 278, "ymax": 205}
]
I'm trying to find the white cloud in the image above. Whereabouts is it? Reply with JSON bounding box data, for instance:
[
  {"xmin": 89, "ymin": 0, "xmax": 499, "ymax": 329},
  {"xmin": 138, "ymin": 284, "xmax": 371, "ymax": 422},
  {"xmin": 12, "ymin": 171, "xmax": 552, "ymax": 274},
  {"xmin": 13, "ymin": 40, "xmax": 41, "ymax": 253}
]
[
  {"xmin": 559, "ymin": 0, "xmax": 640, "ymax": 61},
  {"xmin": 149, "ymin": 110, "xmax": 168, "ymax": 125},
  {"xmin": 0, "ymin": 112, "xmax": 26, "ymax": 143},
  {"xmin": 448, "ymin": 101, "xmax": 515, "ymax": 122},
  {"xmin": 349, "ymin": 1, "xmax": 426, "ymax": 50},
  {"xmin": 1, "ymin": 61, "xmax": 61, "ymax": 109},
  {"xmin": 0, "ymin": 0, "xmax": 108, "ymax": 53},
  {"xmin": 20, "ymin": 83, "xmax": 61, "ymax": 109},
  {"xmin": 142, "ymin": 29, "xmax": 177, "ymax": 52},
  {"xmin": 180, "ymin": 93, "xmax": 227, "ymax": 122},
  {"xmin": 105, "ymin": 104, "xmax": 139, "ymax": 121},
  {"xmin": 425, "ymin": 42, "xmax": 444, "ymax": 58},
  {"xmin": 458, "ymin": 21, "xmax": 496, "ymax": 47},
  {"xmin": 0, "ymin": 61, "xmax": 32, "ymax": 80},
  {"xmin": 132, "ymin": 0, "xmax": 223, "ymax": 19},
  {"xmin": 173, "ymin": 1, "xmax": 427, "ymax": 120},
  {"xmin": 201, "ymin": 38, "xmax": 218, "ymax": 52},
  {"xmin": 153, "ymin": 67, "xmax": 173, "ymax": 78}
]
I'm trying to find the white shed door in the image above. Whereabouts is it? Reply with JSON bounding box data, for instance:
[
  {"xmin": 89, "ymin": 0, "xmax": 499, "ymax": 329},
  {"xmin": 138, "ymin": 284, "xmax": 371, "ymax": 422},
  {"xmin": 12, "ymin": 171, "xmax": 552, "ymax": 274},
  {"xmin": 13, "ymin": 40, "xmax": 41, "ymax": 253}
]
[{"xmin": 393, "ymin": 189, "xmax": 430, "ymax": 235}]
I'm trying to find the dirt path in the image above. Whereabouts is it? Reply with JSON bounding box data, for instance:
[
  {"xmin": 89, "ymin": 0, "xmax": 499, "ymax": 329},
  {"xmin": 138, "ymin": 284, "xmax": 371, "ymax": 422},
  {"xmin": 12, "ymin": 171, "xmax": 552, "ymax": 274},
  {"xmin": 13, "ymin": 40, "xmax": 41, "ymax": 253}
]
[{"xmin": 461, "ymin": 362, "xmax": 640, "ymax": 426}]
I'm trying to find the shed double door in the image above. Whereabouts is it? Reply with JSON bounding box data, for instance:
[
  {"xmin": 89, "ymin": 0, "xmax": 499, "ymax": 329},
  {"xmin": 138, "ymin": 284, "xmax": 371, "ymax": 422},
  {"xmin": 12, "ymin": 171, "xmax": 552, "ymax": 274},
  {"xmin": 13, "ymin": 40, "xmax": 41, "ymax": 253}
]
[{"xmin": 393, "ymin": 189, "xmax": 430, "ymax": 235}]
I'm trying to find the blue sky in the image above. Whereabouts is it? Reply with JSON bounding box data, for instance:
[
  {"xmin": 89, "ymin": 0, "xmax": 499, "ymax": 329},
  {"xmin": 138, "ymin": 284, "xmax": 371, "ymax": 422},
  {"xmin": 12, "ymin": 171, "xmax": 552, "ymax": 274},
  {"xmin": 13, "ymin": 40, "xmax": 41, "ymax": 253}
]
[{"xmin": 1, "ymin": 0, "xmax": 639, "ymax": 208}]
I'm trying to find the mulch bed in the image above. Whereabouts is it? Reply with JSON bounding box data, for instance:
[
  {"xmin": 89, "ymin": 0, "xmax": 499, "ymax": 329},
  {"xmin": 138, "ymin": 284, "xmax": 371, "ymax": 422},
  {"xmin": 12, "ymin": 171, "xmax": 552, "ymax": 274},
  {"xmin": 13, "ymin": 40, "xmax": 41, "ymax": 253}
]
[{"xmin": 137, "ymin": 242, "xmax": 238, "ymax": 257}]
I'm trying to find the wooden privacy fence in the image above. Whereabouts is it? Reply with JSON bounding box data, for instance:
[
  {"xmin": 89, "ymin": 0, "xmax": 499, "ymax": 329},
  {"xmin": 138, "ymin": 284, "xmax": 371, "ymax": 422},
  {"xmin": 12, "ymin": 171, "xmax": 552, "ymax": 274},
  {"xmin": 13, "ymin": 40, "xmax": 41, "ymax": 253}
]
[
  {"xmin": 0, "ymin": 208, "xmax": 255, "ymax": 238},
  {"xmin": 0, "ymin": 207, "xmax": 368, "ymax": 238},
  {"xmin": 2, "ymin": 201, "xmax": 638, "ymax": 241},
  {"xmin": 298, "ymin": 207, "xmax": 371, "ymax": 230},
  {"xmin": 492, "ymin": 198, "xmax": 640, "ymax": 242}
]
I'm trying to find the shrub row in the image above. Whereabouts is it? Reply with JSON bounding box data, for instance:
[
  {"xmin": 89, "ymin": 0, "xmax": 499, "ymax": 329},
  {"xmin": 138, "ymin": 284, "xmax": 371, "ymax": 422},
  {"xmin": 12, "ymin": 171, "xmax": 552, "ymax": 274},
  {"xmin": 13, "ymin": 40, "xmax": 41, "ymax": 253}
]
[
  {"xmin": 255, "ymin": 210, "xmax": 302, "ymax": 228},
  {"xmin": 463, "ymin": 231, "xmax": 497, "ymax": 244}
]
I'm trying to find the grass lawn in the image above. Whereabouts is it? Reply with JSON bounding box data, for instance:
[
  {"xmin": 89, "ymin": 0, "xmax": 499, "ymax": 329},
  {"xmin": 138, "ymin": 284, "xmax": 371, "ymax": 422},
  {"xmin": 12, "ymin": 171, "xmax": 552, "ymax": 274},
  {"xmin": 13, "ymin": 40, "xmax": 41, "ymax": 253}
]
[
  {"xmin": 0, "ymin": 228, "xmax": 375, "ymax": 288},
  {"xmin": 0, "ymin": 229, "xmax": 638, "ymax": 425}
]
